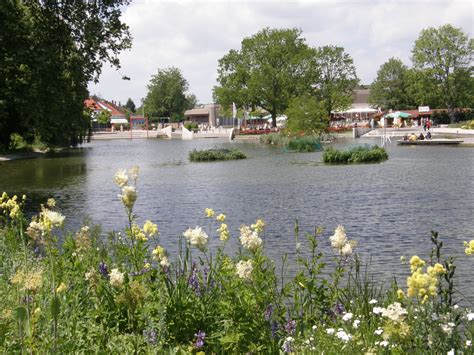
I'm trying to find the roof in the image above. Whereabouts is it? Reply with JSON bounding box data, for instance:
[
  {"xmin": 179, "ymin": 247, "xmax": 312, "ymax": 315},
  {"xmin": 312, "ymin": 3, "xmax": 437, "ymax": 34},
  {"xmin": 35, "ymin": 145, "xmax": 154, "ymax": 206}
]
[
  {"xmin": 84, "ymin": 98, "xmax": 101, "ymax": 111},
  {"xmin": 184, "ymin": 108, "xmax": 210, "ymax": 116},
  {"xmin": 353, "ymin": 89, "xmax": 370, "ymax": 105},
  {"xmin": 97, "ymin": 101, "xmax": 125, "ymax": 118}
]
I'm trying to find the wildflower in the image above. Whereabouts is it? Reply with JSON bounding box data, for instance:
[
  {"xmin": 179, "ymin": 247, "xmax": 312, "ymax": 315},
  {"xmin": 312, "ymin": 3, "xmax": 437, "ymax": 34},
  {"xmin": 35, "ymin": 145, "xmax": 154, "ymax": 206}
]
[
  {"xmin": 131, "ymin": 224, "xmax": 147, "ymax": 242},
  {"xmin": 26, "ymin": 220, "xmax": 45, "ymax": 240},
  {"xmin": 85, "ymin": 269, "xmax": 98, "ymax": 284},
  {"xmin": 144, "ymin": 328, "xmax": 157, "ymax": 345},
  {"xmin": 98, "ymin": 262, "xmax": 109, "ymax": 279},
  {"xmin": 159, "ymin": 256, "xmax": 170, "ymax": 268},
  {"xmin": 467, "ymin": 340, "xmax": 472, "ymax": 347},
  {"xmin": 353, "ymin": 319, "xmax": 360, "ymax": 328},
  {"xmin": 183, "ymin": 226, "xmax": 208, "ymax": 251},
  {"xmin": 56, "ymin": 282, "xmax": 67, "ymax": 293},
  {"xmin": 109, "ymin": 268, "xmax": 124, "ymax": 287},
  {"xmin": 369, "ymin": 299, "xmax": 378, "ymax": 304},
  {"xmin": 341, "ymin": 242, "xmax": 353, "ymax": 255},
  {"xmin": 119, "ymin": 186, "xmax": 137, "ymax": 210},
  {"xmin": 143, "ymin": 220, "xmax": 159, "ymax": 237},
  {"xmin": 464, "ymin": 240, "xmax": 474, "ymax": 255},
  {"xmin": 409, "ymin": 255, "xmax": 425, "ymax": 272},
  {"xmin": 329, "ymin": 225, "xmax": 347, "ymax": 249},
  {"xmin": 143, "ymin": 263, "xmax": 151, "ymax": 270},
  {"xmin": 326, "ymin": 328, "xmax": 335, "ymax": 335},
  {"xmin": 342, "ymin": 312, "xmax": 353, "ymax": 321},
  {"xmin": 427, "ymin": 263, "xmax": 446, "ymax": 276},
  {"xmin": 447, "ymin": 349, "xmax": 455, "ymax": 355},
  {"xmin": 374, "ymin": 328, "xmax": 383, "ymax": 335},
  {"xmin": 129, "ymin": 166, "xmax": 139, "ymax": 182},
  {"xmin": 10, "ymin": 267, "xmax": 43, "ymax": 293},
  {"xmin": 152, "ymin": 245, "xmax": 166, "ymax": 260},
  {"xmin": 251, "ymin": 219, "xmax": 265, "ymax": 234},
  {"xmin": 334, "ymin": 303, "xmax": 345, "ymax": 315},
  {"xmin": 373, "ymin": 307, "xmax": 384, "ymax": 314},
  {"xmin": 284, "ymin": 320, "xmax": 296, "ymax": 335},
  {"xmin": 264, "ymin": 304, "xmax": 273, "ymax": 321},
  {"xmin": 188, "ymin": 265, "xmax": 201, "ymax": 295},
  {"xmin": 235, "ymin": 260, "xmax": 253, "ymax": 280},
  {"xmin": 114, "ymin": 169, "xmax": 128, "ymax": 187},
  {"xmin": 441, "ymin": 322, "xmax": 455, "ymax": 335},
  {"xmin": 282, "ymin": 336, "xmax": 294, "ymax": 353},
  {"xmin": 407, "ymin": 266, "xmax": 439, "ymax": 302},
  {"xmin": 381, "ymin": 302, "xmax": 408, "ymax": 322},
  {"xmin": 205, "ymin": 208, "xmax": 215, "ymax": 217},
  {"xmin": 336, "ymin": 329, "xmax": 352, "ymax": 342},
  {"xmin": 41, "ymin": 209, "xmax": 65, "ymax": 231},
  {"xmin": 239, "ymin": 225, "xmax": 263, "ymax": 251},
  {"xmin": 466, "ymin": 313, "xmax": 474, "ymax": 321},
  {"xmin": 193, "ymin": 330, "xmax": 206, "ymax": 349},
  {"xmin": 379, "ymin": 340, "xmax": 389, "ymax": 347},
  {"xmin": 397, "ymin": 289, "xmax": 405, "ymax": 300},
  {"xmin": 47, "ymin": 198, "xmax": 56, "ymax": 208},
  {"xmin": 75, "ymin": 225, "xmax": 91, "ymax": 253},
  {"xmin": 312, "ymin": 325, "xmax": 318, "ymax": 331},
  {"xmin": 217, "ymin": 223, "xmax": 230, "ymax": 241},
  {"xmin": 216, "ymin": 213, "xmax": 226, "ymax": 222},
  {"xmin": 400, "ymin": 255, "xmax": 406, "ymax": 264}
]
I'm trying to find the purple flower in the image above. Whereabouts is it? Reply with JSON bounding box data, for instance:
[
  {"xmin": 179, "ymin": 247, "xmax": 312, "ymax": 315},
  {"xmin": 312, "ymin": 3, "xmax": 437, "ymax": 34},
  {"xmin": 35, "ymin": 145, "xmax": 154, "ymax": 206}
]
[
  {"xmin": 284, "ymin": 320, "xmax": 296, "ymax": 335},
  {"xmin": 271, "ymin": 321, "xmax": 278, "ymax": 338},
  {"xmin": 264, "ymin": 304, "xmax": 273, "ymax": 321},
  {"xmin": 188, "ymin": 264, "xmax": 201, "ymax": 296},
  {"xmin": 98, "ymin": 262, "xmax": 109, "ymax": 279},
  {"xmin": 193, "ymin": 330, "xmax": 206, "ymax": 348},
  {"xmin": 334, "ymin": 302, "xmax": 345, "ymax": 315},
  {"xmin": 144, "ymin": 328, "xmax": 157, "ymax": 345}
]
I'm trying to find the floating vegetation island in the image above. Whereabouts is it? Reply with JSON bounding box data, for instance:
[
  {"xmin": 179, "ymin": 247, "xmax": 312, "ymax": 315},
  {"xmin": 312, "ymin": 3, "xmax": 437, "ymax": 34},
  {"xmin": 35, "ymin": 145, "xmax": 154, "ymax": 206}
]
[
  {"xmin": 189, "ymin": 148, "xmax": 247, "ymax": 162},
  {"xmin": 323, "ymin": 145, "xmax": 388, "ymax": 164}
]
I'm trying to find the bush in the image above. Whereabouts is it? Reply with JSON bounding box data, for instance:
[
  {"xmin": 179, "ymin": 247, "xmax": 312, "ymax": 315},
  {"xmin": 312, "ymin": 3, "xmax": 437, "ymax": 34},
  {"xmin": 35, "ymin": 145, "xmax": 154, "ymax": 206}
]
[
  {"xmin": 323, "ymin": 145, "xmax": 388, "ymax": 164},
  {"xmin": 189, "ymin": 148, "xmax": 246, "ymax": 162},
  {"xmin": 260, "ymin": 132, "xmax": 323, "ymax": 152},
  {"xmin": 8, "ymin": 133, "xmax": 29, "ymax": 151},
  {"xmin": 184, "ymin": 122, "xmax": 199, "ymax": 131}
]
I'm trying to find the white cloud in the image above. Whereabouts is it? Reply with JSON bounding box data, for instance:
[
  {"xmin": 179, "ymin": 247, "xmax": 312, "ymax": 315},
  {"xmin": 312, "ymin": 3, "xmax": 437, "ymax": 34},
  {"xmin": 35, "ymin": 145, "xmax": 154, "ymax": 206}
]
[{"xmin": 88, "ymin": 0, "xmax": 473, "ymax": 106}]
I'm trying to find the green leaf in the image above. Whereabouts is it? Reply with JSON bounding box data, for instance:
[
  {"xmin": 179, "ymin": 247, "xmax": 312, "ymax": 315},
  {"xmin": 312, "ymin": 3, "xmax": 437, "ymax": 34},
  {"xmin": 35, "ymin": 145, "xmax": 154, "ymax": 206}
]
[
  {"xmin": 51, "ymin": 296, "xmax": 61, "ymax": 320},
  {"xmin": 14, "ymin": 306, "xmax": 27, "ymax": 322}
]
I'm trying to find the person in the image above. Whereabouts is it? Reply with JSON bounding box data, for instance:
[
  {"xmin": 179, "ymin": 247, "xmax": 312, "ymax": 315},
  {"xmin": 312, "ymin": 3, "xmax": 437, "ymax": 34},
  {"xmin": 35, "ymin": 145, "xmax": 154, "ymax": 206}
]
[
  {"xmin": 418, "ymin": 132, "xmax": 425, "ymax": 140},
  {"xmin": 409, "ymin": 133, "xmax": 417, "ymax": 141},
  {"xmin": 426, "ymin": 119, "xmax": 431, "ymax": 130},
  {"xmin": 426, "ymin": 131, "xmax": 432, "ymax": 139},
  {"xmin": 403, "ymin": 134, "xmax": 408, "ymax": 141}
]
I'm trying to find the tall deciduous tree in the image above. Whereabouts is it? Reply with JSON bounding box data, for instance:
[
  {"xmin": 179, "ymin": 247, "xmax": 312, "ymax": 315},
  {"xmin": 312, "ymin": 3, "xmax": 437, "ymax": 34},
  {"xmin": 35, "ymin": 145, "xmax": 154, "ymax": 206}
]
[
  {"xmin": 285, "ymin": 95, "xmax": 328, "ymax": 134},
  {"xmin": 214, "ymin": 28, "xmax": 316, "ymax": 127},
  {"xmin": 312, "ymin": 45, "xmax": 359, "ymax": 117},
  {"xmin": 144, "ymin": 67, "xmax": 193, "ymax": 121},
  {"xmin": 124, "ymin": 98, "xmax": 136, "ymax": 113},
  {"xmin": 0, "ymin": 0, "xmax": 131, "ymax": 148},
  {"xmin": 411, "ymin": 24, "xmax": 473, "ymax": 123},
  {"xmin": 368, "ymin": 58, "xmax": 414, "ymax": 110}
]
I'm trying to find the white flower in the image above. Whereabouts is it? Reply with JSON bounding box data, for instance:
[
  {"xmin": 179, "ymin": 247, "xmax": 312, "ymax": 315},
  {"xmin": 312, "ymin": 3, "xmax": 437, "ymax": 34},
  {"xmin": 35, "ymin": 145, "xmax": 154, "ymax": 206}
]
[
  {"xmin": 374, "ymin": 328, "xmax": 383, "ymax": 335},
  {"xmin": 183, "ymin": 226, "xmax": 208, "ymax": 251},
  {"xmin": 352, "ymin": 319, "xmax": 360, "ymax": 328},
  {"xmin": 341, "ymin": 243, "xmax": 353, "ymax": 255},
  {"xmin": 119, "ymin": 186, "xmax": 137, "ymax": 210},
  {"xmin": 466, "ymin": 313, "xmax": 474, "ymax": 321},
  {"xmin": 379, "ymin": 341, "xmax": 389, "ymax": 347},
  {"xmin": 312, "ymin": 325, "xmax": 317, "ymax": 331},
  {"xmin": 441, "ymin": 323, "xmax": 455, "ymax": 334},
  {"xmin": 235, "ymin": 260, "xmax": 253, "ymax": 280},
  {"xmin": 335, "ymin": 329, "xmax": 352, "ymax": 342},
  {"xmin": 326, "ymin": 328, "xmax": 335, "ymax": 335},
  {"xmin": 143, "ymin": 220, "xmax": 158, "ymax": 236},
  {"xmin": 381, "ymin": 302, "xmax": 407, "ymax": 322},
  {"xmin": 42, "ymin": 210, "xmax": 65, "ymax": 229},
  {"xmin": 329, "ymin": 225, "xmax": 347, "ymax": 249},
  {"xmin": 114, "ymin": 169, "xmax": 128, "ymax": 187},
  {"xmin": 369, "ymin": 299, "xmax": 378, "ymax": 304},
  {"xmin": 342, "ymin": 312, "xmax": 353, "ymax": 321},
  {"xmin": 466, "ymin": 340, "xmax": 472, "ymax": 347},
  {"xmin": 160, "ymin": 256, "xmax": 170, "ymax": 268},
  {"xmin": 128, "ymin": 166, "xmax": 139, "ymax": 182},
  {"xmin": 239, "ymin": 225, "xmax": 262, "ymax": 252},
  {"xmin": 109, "ymin": 268, "xmax": 124, "ymax": 287},
  {"xmin": 373, "ymin": 307, "xmax": 384, "ymax": 314},
  {"xmin": 447, "ymin": 349, "xmax": 455, "ymax": 355}
]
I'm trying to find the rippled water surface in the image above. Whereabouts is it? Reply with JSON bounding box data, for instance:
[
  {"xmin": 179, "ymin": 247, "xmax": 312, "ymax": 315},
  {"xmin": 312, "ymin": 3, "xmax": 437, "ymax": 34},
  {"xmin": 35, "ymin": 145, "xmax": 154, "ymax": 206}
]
[{"xmin": 1, "ymin": 138, "xmax": 473, "ymax": 302}]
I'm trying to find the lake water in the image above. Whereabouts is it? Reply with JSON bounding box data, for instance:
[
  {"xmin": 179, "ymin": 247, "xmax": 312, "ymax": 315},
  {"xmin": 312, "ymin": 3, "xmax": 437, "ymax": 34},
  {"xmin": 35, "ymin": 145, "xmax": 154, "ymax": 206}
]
[{"xmin": 1, "ymin": 137, "xmax": 473, "ymax": 303}]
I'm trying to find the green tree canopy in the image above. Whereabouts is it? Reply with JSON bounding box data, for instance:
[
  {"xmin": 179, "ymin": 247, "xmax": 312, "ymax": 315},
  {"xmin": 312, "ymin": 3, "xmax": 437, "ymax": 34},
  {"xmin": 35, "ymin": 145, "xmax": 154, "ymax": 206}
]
[
  {"xmin": 411, "ymin": 24, "xmax": 473, "ymax": 122},
  {"xmin": 368, "ymin": 58, "xmax": 414, "ymax": 110},
  {"xmin": 144, "ymin": 67, "xmax": 193, "ymax": 121},
  {"xmin": 214, "ymin": 28, "xmax": 316, "ymax": 127},
  {"xmin": 285, "ymin": 95, "xmax": 328, "ymax": 134},
  {"xmin": 0, "ymin": 0, "xmax": 131, "ymax": 149},
  {"xmin": 312, "ymin": 45, "xmax": 359, "ymax": 117},
  {"xmin": 124, "ymin": 98, "xmax": 136, "ymax": 113}
]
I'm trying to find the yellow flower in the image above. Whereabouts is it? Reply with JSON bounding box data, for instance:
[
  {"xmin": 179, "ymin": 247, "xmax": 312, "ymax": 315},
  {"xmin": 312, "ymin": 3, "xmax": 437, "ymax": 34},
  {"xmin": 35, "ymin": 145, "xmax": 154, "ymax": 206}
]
[
  {"xmin": 217, "ymin": 223, "xmax": 230, "ymax": 241},
  {"xmin": 129, "ymin": 166, "xmax": 139, "ymax": 182},
  {"xmin": 56, "ymin": 282, "xmax": 67, "ymax": 293},
  {"xmin": 464, "ymin": 240, "xmax": 474, "ymax": 255},
  {"xmin": 144, "ymin": 263, "xmax": 151, "ymax": 270},
  {"xmin": 143, "ymin": 220, "xmax": 159, "ymax": 237},
  {"xmin": 131, "ymin": 224, "xmax": 147, "ymax": 242},
  {"xmin": 205, "ymin": 208, "xmax": 215, "ymax": 218},
  {"xmin": 216, "ymin": 213, "xmax": 226, "ymax": 222},
  {"xmin": 114, "ymin": 169, "xmax": 128, "ymax": 187},
  {"xmin": 10, "ymin": 268, "xmax": 44, "ymax": 293},
  {"xmin": 119, "ymin": 186, "xmax": 137, "ymax": 210},
  {"xmin": 152, "ymin": 245, "xmax": 165, "ymax": 259},
  {"xmin": 409, "ymin": 255, "xmax": 425, "ymax": 273},
  {"xmin": 397, "ymin": 289, "xmax": 405, "ymax": 300},
  {"xmin": 427, "ymin": 263, "xmax": 446, "ymax": 276},
  {"xmin": 251, "ymin": 219, "xmax": 266, "ymax": 234},
  {"xmin": 47, "ymin": 198, "xmax": 56, "ymax": 208}
]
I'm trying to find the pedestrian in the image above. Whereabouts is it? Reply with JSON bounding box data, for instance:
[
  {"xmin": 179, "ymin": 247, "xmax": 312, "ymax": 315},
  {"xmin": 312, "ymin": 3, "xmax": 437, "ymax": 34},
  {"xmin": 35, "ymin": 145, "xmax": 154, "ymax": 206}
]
[
  {"xmin": 422, "ymin": 118, "xmax": 427, "ymax": 131},
  {"xmin": 426, "ymin": 119, "xmax": 431, "ymax": 130}
]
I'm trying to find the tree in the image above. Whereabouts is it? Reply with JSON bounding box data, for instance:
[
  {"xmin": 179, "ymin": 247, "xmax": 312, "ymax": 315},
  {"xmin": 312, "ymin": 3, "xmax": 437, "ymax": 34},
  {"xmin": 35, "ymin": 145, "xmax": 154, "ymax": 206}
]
[
  {"xmin": 285, "ymin": 95, "xmax": 328, "ymax": 134},
  {"xmin": 411, "ymin": 24, "xmax": 473, "ymax": 123},
  {"xmin": 0, "ymin": 0, "xmax": 131, "ymax": 149},
  {"xmin": 144, "ymin": 67, "xmax": 192, "ymax": 121},
  {"xmin": 368, "ymin": 58, "xmax": 414, "ymax": 110},
  {"xmin": 124, "ymin": 98, "xmax": 136, "ymax": 113},
  {"xmin": 214, "ymin": 28, "xmax": 316, "ymax": 127},
  {"xmin": 312, "ymin": 45, "xmax": 359, "ymax": 117}
]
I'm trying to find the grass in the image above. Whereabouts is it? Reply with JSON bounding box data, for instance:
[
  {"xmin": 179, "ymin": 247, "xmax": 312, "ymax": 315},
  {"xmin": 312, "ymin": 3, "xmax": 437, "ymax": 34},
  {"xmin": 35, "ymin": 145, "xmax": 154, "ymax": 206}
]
[
  {"xmin": 189, "ymin": 147, "xmax": 246, "ymax": 162},
  {"xmin": 323, "ymin": 145, "xmax": 388, "ymax": 164},
  {"xmin": 260, "ymin": 132, "xmax": 323, "ymax": 152},
  {"xmin": 0, "ymin": 169, "xmax": 472, "ymax": 353}
]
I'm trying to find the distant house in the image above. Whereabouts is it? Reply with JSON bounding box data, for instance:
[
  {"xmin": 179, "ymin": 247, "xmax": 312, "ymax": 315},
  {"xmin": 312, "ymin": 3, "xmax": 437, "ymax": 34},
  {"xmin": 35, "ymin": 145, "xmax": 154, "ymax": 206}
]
[
  {"xmin": 184, "ymin": 104, "xmax": 219, "ymax": 126},
  {"xmin": 84, "ymin": 97, "xmax": 128, "ymax": 126},
  {"xmin": 332, "ymin": 89, "xmax": 379, "ymax": 122}
]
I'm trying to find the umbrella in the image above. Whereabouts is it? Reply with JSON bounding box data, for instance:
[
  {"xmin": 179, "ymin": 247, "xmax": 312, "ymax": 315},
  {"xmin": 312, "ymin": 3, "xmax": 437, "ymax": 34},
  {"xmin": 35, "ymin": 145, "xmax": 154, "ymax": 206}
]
[{"xmin": 384, "ymin": 111, "xmax": 412, "ymax": 118}]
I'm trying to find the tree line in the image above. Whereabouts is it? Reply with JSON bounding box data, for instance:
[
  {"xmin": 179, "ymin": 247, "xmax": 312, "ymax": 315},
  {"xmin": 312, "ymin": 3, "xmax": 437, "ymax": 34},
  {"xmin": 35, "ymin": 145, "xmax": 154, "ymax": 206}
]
[{"xmin": 0, "ymin": 0, "xmax": 131, "ymax": 150}]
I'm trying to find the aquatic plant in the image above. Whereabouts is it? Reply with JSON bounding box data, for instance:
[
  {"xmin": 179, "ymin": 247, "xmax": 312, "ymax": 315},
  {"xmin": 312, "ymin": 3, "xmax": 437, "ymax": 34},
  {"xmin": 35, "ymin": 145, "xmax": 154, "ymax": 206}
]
[
  {"xmin": 189, "ymin": 148, "xmax": 246, "ymax": 161},
  {"xmin": 323, "ymin": 145, "xmax": 388, "ymax": 163}
]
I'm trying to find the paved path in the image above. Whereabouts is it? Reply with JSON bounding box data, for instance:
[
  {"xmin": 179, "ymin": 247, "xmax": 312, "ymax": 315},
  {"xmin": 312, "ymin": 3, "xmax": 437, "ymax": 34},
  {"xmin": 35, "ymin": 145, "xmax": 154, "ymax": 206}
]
[{"xmin": 362, "ymin": 127, "xmax": 474, "ymax": 144}]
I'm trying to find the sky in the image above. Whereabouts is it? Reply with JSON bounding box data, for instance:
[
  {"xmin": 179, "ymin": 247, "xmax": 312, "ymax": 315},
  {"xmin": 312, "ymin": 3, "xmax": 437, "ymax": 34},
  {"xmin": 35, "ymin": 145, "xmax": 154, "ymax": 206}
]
[{"xmin": 88, "ymin": 0, "xmax": 473, "ymax": 106}]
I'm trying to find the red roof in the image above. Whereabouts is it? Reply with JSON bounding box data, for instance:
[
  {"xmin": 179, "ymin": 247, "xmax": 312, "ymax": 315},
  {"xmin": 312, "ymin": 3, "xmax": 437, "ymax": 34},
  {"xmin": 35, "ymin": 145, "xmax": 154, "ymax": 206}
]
[
  {"xmin": 84, "ymin": 98, "xmax": 125, "ymax": 117},
  {"xmin": 84, "ymin": 98, "xmax": 101, "ymax": 111}
]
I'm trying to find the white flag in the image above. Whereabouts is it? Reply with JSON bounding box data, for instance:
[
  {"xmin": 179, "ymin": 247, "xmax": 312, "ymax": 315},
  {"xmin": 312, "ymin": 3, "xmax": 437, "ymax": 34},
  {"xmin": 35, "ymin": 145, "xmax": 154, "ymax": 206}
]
[{"xmin": 232, "ymin": 102, "xmax": 237, "ymax": 119}]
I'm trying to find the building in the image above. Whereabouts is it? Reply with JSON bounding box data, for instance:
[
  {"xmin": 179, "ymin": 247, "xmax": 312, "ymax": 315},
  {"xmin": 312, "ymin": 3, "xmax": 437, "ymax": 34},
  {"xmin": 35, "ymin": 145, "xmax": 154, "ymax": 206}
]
[
  {"xmin": 332, "ymin": 89, "xmax": 379, "ymax": 123},
  {"xmin": 184, "ymin": 104, "xmax": 219, "ymax": 126},
  {"xmin": 84, "ymin": 97, "xmax": 128, "ymax": 127}
]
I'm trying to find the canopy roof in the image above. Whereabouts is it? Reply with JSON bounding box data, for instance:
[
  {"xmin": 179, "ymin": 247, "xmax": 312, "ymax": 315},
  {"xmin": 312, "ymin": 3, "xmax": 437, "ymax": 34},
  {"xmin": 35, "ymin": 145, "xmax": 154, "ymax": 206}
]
[{"xmin": 111, "ymin": 118, "xmax": 128, "ymax": 124}]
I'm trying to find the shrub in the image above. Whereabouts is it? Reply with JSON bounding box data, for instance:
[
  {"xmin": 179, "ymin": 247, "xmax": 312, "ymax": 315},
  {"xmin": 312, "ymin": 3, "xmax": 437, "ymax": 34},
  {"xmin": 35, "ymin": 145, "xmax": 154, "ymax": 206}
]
[
  {"xmin": 260, "ymin": 132, "xmax": 323, "ymax": 152},
  {"xmin": 323, "ymin": 145, "xmax": 388, "ymax": 164},
  {"xmin": 8, "ymin": 133, "xmax": 29, "ymax": 151},
  {"xmin": 189, "ymin": 148, "xmax": 246, "ymax": 162}
]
